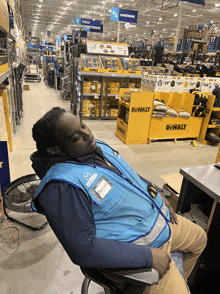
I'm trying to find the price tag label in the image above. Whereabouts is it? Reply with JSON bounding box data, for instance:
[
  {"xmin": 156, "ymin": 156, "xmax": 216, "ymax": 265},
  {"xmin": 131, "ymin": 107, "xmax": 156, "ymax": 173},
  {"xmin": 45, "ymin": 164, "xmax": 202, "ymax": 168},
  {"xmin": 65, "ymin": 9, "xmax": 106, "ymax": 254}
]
[
  {"xmin": 115, "ymin": 94, "xmax": 119, "ymax": 100},
  {"xmin": 94, "ymin": 95, "xmax": 99, "ymax": 99}
]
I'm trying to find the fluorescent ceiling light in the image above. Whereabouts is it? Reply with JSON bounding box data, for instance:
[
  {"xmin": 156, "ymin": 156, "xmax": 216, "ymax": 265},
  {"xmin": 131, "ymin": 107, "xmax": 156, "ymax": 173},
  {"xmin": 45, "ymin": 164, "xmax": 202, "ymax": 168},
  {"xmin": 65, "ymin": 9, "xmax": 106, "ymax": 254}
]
[
  {"xmin": 146, "ymin": 21, "xmax": 149, "ymax": 24},
  {"xmin": 159, "ymin": 18, "xmax": 162, "ymax": 20},
  {"xmin": 174, "ymin": 14, "xmax": 177, "ymax": 17},
  {"xmin": 192, "ymin": 10, "xmax": 196, "ymax": 12},
  {"xmin": 215, "ymin": 3, "xmax": 220, "ymax": 7},
  {"xmin": 38, "ymin": 5, "xmax": 42, "ymax": 7},
  {"xmin": 119, "ymin": 4, "xmax": 122, "ymax": 7}
]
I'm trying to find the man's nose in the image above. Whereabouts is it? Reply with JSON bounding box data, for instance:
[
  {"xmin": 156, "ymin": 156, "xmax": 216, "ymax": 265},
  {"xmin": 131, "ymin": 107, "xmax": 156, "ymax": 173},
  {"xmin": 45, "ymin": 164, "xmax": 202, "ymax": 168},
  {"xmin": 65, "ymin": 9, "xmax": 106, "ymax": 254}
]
[{"xmin": 82, "ymin": 129, "xmax": 91, "ymax": 139}]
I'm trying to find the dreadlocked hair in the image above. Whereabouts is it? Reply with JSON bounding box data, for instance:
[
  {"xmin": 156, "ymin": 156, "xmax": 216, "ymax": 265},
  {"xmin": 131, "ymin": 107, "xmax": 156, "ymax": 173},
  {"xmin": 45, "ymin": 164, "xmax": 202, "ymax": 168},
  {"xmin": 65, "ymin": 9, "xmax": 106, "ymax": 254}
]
[{"xmin": 32, "ymin": 107, "xmax": 66, "ymax": 156}]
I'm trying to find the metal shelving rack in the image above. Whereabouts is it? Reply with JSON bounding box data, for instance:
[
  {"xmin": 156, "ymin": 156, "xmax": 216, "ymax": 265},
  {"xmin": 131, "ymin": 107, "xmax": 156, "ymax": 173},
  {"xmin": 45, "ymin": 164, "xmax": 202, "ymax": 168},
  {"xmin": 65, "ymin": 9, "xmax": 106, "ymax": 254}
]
[
  {"xmin": 25, "ymin": 48, "xmax": 41, "ymax": 82},
  {"xmin": 80, "ymin": 71, "xmax": 142, "ymax": 120},
  {"xmin": 70, "ymin": 57, "xmax": 79, "ymax": 115}
]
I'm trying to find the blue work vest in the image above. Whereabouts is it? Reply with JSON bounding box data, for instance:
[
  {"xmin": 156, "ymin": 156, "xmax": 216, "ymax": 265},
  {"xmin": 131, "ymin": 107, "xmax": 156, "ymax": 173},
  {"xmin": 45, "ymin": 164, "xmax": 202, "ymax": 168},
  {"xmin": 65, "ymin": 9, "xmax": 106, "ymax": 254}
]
[{"xmin": 32, "ymin": 140, "xmax": 171, "ymax": 248}]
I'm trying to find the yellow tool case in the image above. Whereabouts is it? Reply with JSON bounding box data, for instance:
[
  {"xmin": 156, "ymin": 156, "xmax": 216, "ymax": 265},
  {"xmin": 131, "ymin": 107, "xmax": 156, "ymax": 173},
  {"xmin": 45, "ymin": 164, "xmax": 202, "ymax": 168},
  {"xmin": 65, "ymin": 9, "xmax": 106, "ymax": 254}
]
[
  {"xmin": 81, "ymin": 55, "xmax": 103, "ymax": 72},
  {"xmin": 120, "ymin": 57, "xmax": 141, "ymax": 75},
  {"xmin": 100, "ymin": 56, "xmax": 123, "ymax": 73}
]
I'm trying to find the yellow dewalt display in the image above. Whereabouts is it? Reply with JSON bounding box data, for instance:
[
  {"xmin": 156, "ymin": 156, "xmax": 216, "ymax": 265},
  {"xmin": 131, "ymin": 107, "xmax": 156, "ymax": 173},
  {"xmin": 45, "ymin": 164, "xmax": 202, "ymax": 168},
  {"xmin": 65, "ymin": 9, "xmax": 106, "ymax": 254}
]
[
  {"xmin": 149, "ymin": 92, "xmax": 204, "ymax": 142},
  {"xmin": 115, "ymin": 91, "xmax": 211, "ymax": 145},
  {"xmin": 116, "ymin": 89, "xmax": 153, "ymax": 144}
]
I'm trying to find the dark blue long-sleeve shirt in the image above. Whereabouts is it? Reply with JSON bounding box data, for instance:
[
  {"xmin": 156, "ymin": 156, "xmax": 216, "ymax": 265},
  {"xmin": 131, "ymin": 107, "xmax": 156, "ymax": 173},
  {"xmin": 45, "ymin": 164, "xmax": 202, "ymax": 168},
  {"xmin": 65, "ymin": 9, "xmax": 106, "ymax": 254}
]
[
  {"xmin": 37, "ymin": 179, "xmax": 154, "ymax": 269},
  {"xmin": 31, "ymin": 146, "xmax": 162, "ymax": 270}
]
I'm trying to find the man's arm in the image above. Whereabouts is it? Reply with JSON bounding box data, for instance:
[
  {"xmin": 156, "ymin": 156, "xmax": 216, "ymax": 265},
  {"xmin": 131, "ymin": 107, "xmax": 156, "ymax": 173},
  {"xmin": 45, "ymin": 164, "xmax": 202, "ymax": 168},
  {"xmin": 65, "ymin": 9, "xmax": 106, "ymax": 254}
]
[{"xmin": 37, "ymin": 181, "xmax": 153, "ymax": 269}]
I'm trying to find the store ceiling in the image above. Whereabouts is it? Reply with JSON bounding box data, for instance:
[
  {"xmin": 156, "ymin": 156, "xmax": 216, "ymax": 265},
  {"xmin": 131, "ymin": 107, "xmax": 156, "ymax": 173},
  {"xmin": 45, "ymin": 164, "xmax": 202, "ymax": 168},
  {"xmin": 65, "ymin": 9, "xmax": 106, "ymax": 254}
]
[{"xmin": 20, "ymin": 0, "xmax": 220, "ymax": 43}]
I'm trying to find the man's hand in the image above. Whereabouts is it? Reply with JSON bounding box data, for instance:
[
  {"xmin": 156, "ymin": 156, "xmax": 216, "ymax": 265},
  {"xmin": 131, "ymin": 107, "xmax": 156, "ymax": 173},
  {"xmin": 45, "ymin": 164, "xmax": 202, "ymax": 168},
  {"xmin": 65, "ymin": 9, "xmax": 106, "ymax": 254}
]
[
  {"xmin": 169, "ymin": 206, "xmax": 178, "ymax": 224},
  {"xmin": 150, "ymin": 248, "xmax": 171, "ymax": 279}
]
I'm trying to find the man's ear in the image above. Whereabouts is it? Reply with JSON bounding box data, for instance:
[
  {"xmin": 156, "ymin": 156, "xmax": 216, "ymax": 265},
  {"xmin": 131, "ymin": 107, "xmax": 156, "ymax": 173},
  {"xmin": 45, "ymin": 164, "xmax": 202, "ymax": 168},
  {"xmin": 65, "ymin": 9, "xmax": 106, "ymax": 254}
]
[{"xmin": 47, "ymin": 146, "xmax": 66, "ymax": 156}]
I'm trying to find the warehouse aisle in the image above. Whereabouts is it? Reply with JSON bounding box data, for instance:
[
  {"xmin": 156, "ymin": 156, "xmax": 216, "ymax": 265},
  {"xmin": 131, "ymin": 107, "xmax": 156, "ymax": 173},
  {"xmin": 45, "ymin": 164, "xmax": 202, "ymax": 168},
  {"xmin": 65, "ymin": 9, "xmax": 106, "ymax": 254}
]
[
  {"xmin": 1, "ymin": 80, "xmax": 219, "ymax": 294},
  {"xmin": 1, "ymin": 81, "xmax": 105, "ymax": 294}
]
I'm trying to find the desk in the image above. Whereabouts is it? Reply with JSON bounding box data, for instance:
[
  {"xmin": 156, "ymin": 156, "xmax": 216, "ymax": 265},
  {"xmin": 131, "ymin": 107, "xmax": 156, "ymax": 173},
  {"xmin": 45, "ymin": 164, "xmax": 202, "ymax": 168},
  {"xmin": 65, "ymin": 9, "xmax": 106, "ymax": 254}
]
[{"xmin": 177, "ymin": 164, "xmax": 220, "ymax": 292}]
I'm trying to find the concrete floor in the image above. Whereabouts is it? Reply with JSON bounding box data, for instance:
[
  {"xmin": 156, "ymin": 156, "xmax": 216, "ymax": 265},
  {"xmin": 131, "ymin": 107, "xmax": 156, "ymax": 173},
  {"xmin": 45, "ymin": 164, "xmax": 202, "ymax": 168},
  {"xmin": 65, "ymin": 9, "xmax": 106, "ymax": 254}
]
[{"xmin": 0, "ymin": 80, "xmax": 219, "ymax": 294}]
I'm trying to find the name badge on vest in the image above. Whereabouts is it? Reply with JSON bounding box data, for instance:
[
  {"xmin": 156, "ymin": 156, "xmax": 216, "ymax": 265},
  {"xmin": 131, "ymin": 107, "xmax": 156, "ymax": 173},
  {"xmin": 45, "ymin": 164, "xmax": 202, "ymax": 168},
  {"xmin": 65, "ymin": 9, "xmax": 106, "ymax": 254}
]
[{"xmin": 91, "ymin": 176, "xmax": 113, "ymax": 202}]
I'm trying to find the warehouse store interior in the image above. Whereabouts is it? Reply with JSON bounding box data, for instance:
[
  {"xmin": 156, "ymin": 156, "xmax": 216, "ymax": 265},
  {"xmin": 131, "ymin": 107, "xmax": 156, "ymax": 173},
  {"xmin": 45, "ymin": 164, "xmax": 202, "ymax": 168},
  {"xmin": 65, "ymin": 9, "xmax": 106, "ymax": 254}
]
[{"xmin": 1, "ymin": 1, "xmax": 220, "ymax": 294}]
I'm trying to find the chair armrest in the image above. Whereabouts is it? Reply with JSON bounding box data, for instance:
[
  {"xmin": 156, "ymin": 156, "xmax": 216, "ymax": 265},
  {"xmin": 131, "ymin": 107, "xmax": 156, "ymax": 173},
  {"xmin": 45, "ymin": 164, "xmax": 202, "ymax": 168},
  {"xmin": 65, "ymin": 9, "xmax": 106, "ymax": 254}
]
[
  {"xmin": 102, "ymin": 267, "xmax": 159, "ymax": 287},
  {"xmin": 81, "ymin": 267, "xmax": 121, "ymax": 293}
]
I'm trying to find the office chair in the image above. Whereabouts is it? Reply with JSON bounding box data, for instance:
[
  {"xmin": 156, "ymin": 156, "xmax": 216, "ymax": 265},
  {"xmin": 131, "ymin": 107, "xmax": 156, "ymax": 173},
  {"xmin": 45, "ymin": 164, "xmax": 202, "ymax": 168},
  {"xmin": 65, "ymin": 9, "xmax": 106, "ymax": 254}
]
[
  {"xmin": 2, "ymin": 174, "xmax": 184, "ymax": 293},
  {"xmin": 81, "ymin": 251, "xmax": 184, "ymax": 294}
]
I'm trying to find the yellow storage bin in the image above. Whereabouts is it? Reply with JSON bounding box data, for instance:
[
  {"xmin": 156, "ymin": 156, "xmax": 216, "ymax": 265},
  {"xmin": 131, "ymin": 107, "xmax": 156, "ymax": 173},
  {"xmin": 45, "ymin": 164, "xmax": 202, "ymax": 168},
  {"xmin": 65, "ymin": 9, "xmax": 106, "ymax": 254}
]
[{"xmin": 0, "ymin": 87, "xmax": 13, "ymax": 151}]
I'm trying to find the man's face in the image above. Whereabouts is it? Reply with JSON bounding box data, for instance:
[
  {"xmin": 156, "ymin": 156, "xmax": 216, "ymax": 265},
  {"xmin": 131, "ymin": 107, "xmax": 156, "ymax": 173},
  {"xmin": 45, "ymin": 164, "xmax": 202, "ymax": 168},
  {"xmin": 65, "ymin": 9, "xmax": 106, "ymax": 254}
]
[{"xmin": 54, "ymin": 112, "xmax": 97, "ymax": 158}]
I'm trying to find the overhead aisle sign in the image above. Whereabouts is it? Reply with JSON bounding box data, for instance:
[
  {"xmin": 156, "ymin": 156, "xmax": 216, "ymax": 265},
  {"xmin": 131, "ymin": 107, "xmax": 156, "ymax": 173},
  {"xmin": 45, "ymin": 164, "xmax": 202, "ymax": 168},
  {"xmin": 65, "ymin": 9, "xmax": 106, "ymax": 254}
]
[
  {"xmin": 208, "ymin": 36, "xmax": 218, "ymax": 52},
  {"xmin": 74, "ymin": 17, "xmax": 101, "ymax": 28},
  {"xmin": 155, "ymin": 41, "xmax": 165, "ymax": 47},
  {"xmin": 85, "ymin": 25, "xmax": 104, "ymax": 34},
  {"xmin": 111, "ymin": 7, "xmax": 138, "ymax": 23},
  {"xmin": 64, "ymin": 34, "xmax": 72, "ymax": 41},
  {"xmin": 178, "ymin": 0, "xmax": 205, "ymax": 5}
]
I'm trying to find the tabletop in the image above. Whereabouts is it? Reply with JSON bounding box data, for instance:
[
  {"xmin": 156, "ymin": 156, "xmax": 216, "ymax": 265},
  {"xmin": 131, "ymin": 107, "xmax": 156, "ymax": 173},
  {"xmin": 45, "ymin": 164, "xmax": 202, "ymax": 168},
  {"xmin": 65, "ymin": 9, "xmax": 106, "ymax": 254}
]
[{"xmin": 180, "ymin": 164, "xmax": 220, "ymax": 202}]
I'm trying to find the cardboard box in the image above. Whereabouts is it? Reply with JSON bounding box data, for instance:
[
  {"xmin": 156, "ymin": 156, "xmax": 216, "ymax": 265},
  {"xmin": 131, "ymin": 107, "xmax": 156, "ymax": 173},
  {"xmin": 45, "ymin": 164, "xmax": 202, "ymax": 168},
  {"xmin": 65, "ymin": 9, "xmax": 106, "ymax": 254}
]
[
  {"xmin": 202, "ymin": 44, "xmax": 208, "ymax": 54},
  {"xmin": 23, "ymin": 84, "xmax": 30, "ymax": 91},
  {"xmin": 0, "ymin": 0, "xmax": 9, "ymax": 33},
  {"xmin": 161, "ymin": 173, "xmax": 183, "ymax": 211},
  {"xmin": 179, "ymin": 28, "xmax": 184, "ymax": 39},
  {"xmin": 189, "ymin": 25, "xmax": 199, "ymax": 31}
]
